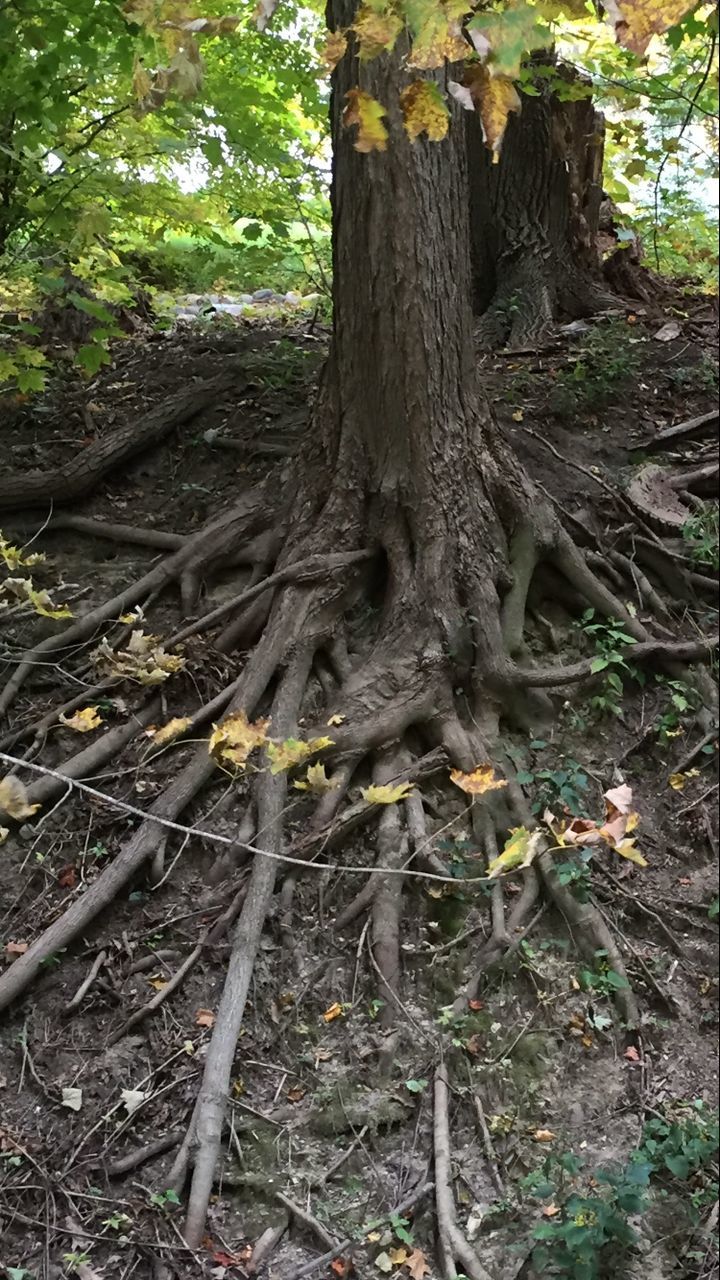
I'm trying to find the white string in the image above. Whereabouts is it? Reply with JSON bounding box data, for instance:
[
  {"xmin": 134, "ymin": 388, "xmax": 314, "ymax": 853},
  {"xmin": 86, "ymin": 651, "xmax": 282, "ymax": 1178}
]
[{"xmin": 0, "ymin": 750, "xmax": 492, "ymax": 886}]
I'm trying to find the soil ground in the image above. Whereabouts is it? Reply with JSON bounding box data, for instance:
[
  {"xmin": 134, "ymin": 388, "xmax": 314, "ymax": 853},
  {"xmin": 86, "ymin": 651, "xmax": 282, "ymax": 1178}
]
[{"xmin": 0, "ymin": 297, "xmax": 718, "ymax": 1280}]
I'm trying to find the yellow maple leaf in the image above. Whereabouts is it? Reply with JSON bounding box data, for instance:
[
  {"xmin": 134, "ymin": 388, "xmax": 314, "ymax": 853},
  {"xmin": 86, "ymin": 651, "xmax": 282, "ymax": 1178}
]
[
  {"xmin": 59, "ymin": 706, "xmax": 103, "ymax": 733},
  {"xmin": 293, "ymin": 763, "xmax": 338, "ymax": 794},
  {"xmin": 614, "ymin": 839, "xmax": 648, "ymax": 867},
  {"xmin": 209, "ymin": 711, "xmax": 271, "ymax": 769},
  {"xmin": 669, "ymin": 769, "xmax": 699, "ymax": 791},
  {"xmin": 327, "ymin": 713, "xmax": 346, "ymax": 726},
  {"xmin": 603, "ymin": 0, "xmax": 697, "ymax": 55},
  {"xmin": 450, "ymin": 764, "xmax": 507, "ymax": 795},
  {"xmin": 0, "ymin": 776, "xmax": 40, "ymax": 821},
  {"xmin": 266, "ymin": 735, "xmax": 334, "ymax": 774},
  {"xmin": 321, "ymin": 28, "xmax": 348, "ymax": 70},
  {"xmin": 408, "ymin": 4, "xmax": 467, "ymax": 69},
  {"xmin": 487, "ymin": 826, "xmax": 543, "ymax": 878},
  {"xmin": 400, "ymin": 80, "xmax": 449, "ymax": 143},
  {"xmin": 132, "ymin": 58, "xmax": 152, "ymax": 100},
  {"xmin": 353, "ymin": 6, "xmax": 403, "ymax": 59},
  {"xmin": 343, "ymin": 89, "xmax": 388, "ymax": 153},
  {"xmin": 148, "ymin": 716, "xmax": 192, "ymax": 748},
  {"xmin": 147, "ymin": 974, "xmax": 168, "ymax": 991},
  {"xmin": 388, "ymin": 1247, "xmax": 408, "ymax": 1265},
  {"xmin": 361, "ymin": 782, "xmax": 414, "ymax": 805},
  {"xmin": 532, "ymin": 1128, "xmax": 556, "ymax": 1142}
]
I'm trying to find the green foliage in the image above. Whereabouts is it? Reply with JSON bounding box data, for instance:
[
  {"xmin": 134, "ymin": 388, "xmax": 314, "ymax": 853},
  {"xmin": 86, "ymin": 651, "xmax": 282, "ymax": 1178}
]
[
  {"xmin": 682, "ymin": 503, "xmax": 720, "ymax": 571},
  {"xmin": 667, "ymin": 353, "xmax": 719, "ymax": 394},
  {"xmin": 654, "ymin": 676, "xmax": 703, "ymax": 743},
  {"xmin": 530, "ymin": 1160, "xmax": 650, "ymax": 1279},
  {"xmin": 576, "ymin": 610, "xmax": 640, "ymax": 718},
  {"xmin": 511, "ymin": 742, "xmax": 589, "ymax": 816},
  {"xmin": 549, "ymin": 320, "xmax": 644, "ymax": 419},
  {"xmin": 525, "ymin": 1104, "xmax": 718, "ymax": 1278}
]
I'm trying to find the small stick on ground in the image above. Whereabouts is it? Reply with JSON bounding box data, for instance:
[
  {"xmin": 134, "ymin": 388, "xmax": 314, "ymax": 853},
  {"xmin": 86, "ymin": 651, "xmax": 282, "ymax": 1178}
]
[
  {"xmin": 274, "ymin": 1191, "xmax": 337, "ymax": 1250},
  {"xmin": 291, "ymin": 1181, "xmax": 434, "ymax": 1280},
  {"xmin": 107, "ymin": 1131, "xmax": 185, "ymax": 1178},
  {"xmin": 434, "ymin": 1062, "xmax": 493, "ymax": 1280},
  {"xmin": 64, "ymin": 951, "xmax": 108, "ymax": 1014}
]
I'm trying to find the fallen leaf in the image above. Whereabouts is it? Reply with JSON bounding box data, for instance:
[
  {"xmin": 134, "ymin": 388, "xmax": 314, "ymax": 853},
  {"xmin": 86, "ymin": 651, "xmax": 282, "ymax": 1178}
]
[
  {"xmin": 59, "ymin": 706, "xmax": 103, "ymax": 733},
  {"xmin": 147, "ymin": 974, "xmax": 168, "ymax": 991},
  {"xmin": 450, "ymin": 764, "xmax": 507, "ymax": 795},
  {"xmin": 405, "ymin": 1248, "xmax": 431, "ymax": 1280},
  {"xmin": 330, "ymin": 1260, "xmax": 352, "ymax": 1277},
  {"xmin": 614, "ymin": 839, "xmax": 648, "ymax": 867},
  {"xmin": 669, "ymin": 770, "xmax": 699, "ymax": 791},
  {"xmin": 512, "ymin": 409, "xmax": 524, "ymax": 422},
  {"xmin": 0, "ymin": 776, "xmax": 40, "ymax": 821},
  {"xmin": 0, "ymin": 826, "xmax": 8, "ymax": 845},
  {"xmin": 195, "ymin": 1008, "xmax": 215, "ymax": 1028},
  {"xmin": 487, "ymin": 827, "xmax": 543, "ymax": 878},
  {"xmin": 147, "ymin": 716, "xmax": 192, "ymax": 748},
  {"xmin": 209, "ymin": 711, "xmax": 270, "ymax": 769},
  {"xmin": 532, "ymin": 1129, "xmax": 556, "ymax": 1142},
  {"xmin": 62, "ymin": 1087, "xmax": 83, "ymax": 1112},
  {"xmin": 624, "ymin": 1045, "xmax": 641, "ymax": 1062},
  {"xmin": 5, "ymin": 940, "xmax": 28, "ymax": 957},
  {"xmin": 267, "ymin": 735, "xmax": 334, "ymax": 774},
  {"xmin": 327, "ymin": 713, "xmax": 346, "ymax": 726},
  {"xmin": 389, "ymin": 1248, "xmax": 408, "ymax": 1265},
  {"xmin": 343, "ymin": 89, "xmax": 389, "ymax": 153},
  {"xmin": 468, "ymin": 999, "xmax": 484, "ymax": 1011},
  {"xmin": 58, "ymin": 865, "xmax": 78, "ymax": 889},
  {"xmin": 604, "ymin": 783, "xmax": 634, "ymax": 815},
  {"xmin": 293, "ymin": 763, "xmax": 338, "ymax": 794},
  {"xmin": 543, "ymin": 1203, "xmax": 561, "ymax": 1217},
  {"xmin": 474, "ymin": 66, "xmax": 522, "ymax": 159},
  {"xmin": 323, "ymin": 1001, "xmax": 344, "ymax": 1022},
  {"xmin": 653, "ymin": 319, "xmax": 681, "ymax": 342},
  {"xmin": 287, "ymin": 1085, "xmax": 306, "ymax": 1103},
  {"xmin": 361, "ymin": 782, "xmax": 414, "ymax": 805},
  {"xmin": 120, "ymin": 1088, "xmax": 147, "ymax": 1116},
  {"xmin": 374, "ymin": 1253, "xmax": 393, "ymax": 1275}
]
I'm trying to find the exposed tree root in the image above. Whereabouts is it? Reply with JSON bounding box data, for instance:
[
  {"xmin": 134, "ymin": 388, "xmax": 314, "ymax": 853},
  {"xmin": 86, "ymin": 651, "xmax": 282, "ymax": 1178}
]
[
  {"xmin": 434, "ymin": 1061, "xmax": 493, "ymax": 1280},
  {"xmin": 181, "ymin": 646, "xmax": 313, "ymax": 1247},
  {"xmin": 25, "ymin": 697, "xmax": 160, "ymax": 807},
  {"xmin": 0, "ymin": 372, "xmax": 237, "ymax": 512}
]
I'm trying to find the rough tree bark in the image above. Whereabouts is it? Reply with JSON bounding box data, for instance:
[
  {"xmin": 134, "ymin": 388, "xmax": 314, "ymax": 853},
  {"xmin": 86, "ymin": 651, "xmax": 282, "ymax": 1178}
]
[{"xmin": 467, "ymin": 57, "xmax": 619, "ymax": 348}]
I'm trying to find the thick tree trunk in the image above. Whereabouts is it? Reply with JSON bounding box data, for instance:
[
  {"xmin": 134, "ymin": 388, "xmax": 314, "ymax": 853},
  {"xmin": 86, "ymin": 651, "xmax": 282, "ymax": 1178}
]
[{"xmin": 468, "ymin": 59, "xmax": 618, "ymax": 348}]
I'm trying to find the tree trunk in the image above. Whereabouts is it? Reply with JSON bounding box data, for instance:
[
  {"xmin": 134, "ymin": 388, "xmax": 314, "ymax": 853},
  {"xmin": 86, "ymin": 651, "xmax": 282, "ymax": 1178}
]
[{"xmin": 467, "ymin": 58, "xmax": 618, "ymax": 348}]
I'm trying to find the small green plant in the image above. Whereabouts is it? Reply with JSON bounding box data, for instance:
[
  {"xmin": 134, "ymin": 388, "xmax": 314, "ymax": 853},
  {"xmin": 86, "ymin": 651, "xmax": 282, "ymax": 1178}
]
[
  {"xmin": 530, "ymin": 1160, "xmax": 650, "ymax": 1279},
  {"xmin": 149, "ymin": 1188, "xmax": 181, "ymax": 1212},
  {"xmin": 576, "ymin": 610, "xmax": 640, "ymax": 717},
  {"xmin": 682, "ymin": 503, "xmax": 719, "ymax": 572},
  {"xmin": 654, "ymin": 677, "xmax": 703, "ymax": 744},
  {"xmin": 638, "ymin": 1100, "xmax": 719, "ymax": 1215},
  {"xmin": 63, "ymin": 1253, "xmax": 93, "ymax": 1275},
  {"xmin": 555, "ymin": 848, "xmax": 594, "ymax": 902},
  {"xmin": 512, "ymin": 742, "xmax": 589, "ymax": 816},
  {"xmin": 667, "ymin": 354, "xmax": 719, "ymax": 395},
  {"xmin": 578, "ymin": 950, "xmax": 630, "ymax": 999},
  {"xmin": 549, "ymin": 320, "xmax": 642, "ymax": 418},
  {"xmin": 405, "ymin": 1078, "xmax": 429, "ymax": 1094}
]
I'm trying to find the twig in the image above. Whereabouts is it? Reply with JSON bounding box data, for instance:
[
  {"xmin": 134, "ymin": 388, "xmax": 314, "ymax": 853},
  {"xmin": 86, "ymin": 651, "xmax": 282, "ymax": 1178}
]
[
  {"xmin": 274, "ymin": 1191, "xmax": 337, "ymax": 1250},
  {"xmin": 468, "ymin": 1069, "xmax": 505, "ymax": 1199},
  {"xmin": 64, "ymin": 950, "xmax": 108, "ymax": 1013},
  {"xmin": 672, "ymin": 727, "xmax": 718, "ymax": 776},
  {"xmin": 311, "ymin": 1125, "xmax": 369, "ymax": 1187},
  {"xmin": 107, "ymin": 1131, "xmax": 185, "ymax": 1178}
]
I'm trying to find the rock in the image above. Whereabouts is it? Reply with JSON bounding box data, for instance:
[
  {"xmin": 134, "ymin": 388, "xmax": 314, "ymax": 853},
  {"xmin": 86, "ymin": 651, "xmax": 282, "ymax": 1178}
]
[
  {"xmin": 175, "ymin": 311, "xmax": 198, "ymax": 322},
  {"xmin": 300, "ymin": 292, "xmax": 321, "ymax": 306},
  {"xmin": 213, "ymin": 303, "xmax": 245, "ymax": 317},
  {"xmin": 182, "ymin": 293, "xmax": 203, "ymax": 304},
  {"xmin": 252, "ymin": 288, "xmax": 274, "ymax": 301},
  {"xmin": 240, "ymin": 293, "xmax": 254, "ymax": 304},
  {"xmin": 284, "ymin": 290, "xmax": 302, "ymax": 305}
]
